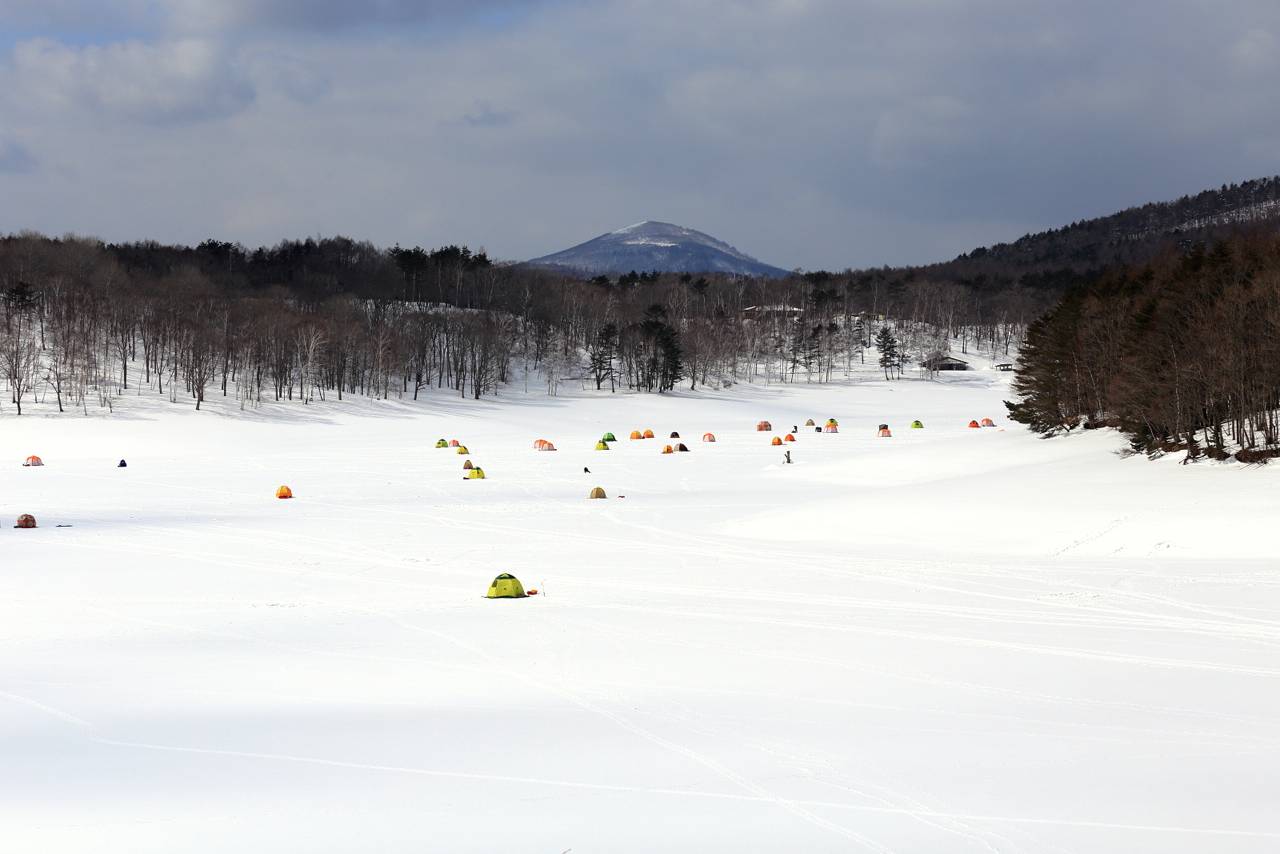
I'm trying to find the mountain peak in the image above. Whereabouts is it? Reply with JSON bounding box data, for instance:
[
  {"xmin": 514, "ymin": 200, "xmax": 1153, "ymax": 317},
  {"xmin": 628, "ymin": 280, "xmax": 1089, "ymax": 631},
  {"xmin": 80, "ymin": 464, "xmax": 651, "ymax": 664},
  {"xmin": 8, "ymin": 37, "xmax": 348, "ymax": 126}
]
[{"xmin": 529, "ymin": 221, "xmax": 788, "ymax": 278}]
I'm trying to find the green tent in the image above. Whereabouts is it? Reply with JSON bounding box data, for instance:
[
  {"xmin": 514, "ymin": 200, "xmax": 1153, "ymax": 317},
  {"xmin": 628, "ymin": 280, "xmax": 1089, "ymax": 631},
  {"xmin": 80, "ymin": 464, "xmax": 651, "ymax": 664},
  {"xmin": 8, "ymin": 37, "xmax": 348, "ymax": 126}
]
[
  {"xmin": 486, "ymin": 573, "xmax": 526, "ymax": 598},
  {"xmin": 594, "ymin": 441, "xmax": 610, "ymax": 450},
  {"xmin": 602, "ymin": 432, "xmax": 617, "ymax": 442},
  {"xmin": 435, "ymin": 439, "xmax": 449, "ymax": 448},
  {"xmin": 911, "ymin": 420, "xmax": 924, "ymax": 429}
]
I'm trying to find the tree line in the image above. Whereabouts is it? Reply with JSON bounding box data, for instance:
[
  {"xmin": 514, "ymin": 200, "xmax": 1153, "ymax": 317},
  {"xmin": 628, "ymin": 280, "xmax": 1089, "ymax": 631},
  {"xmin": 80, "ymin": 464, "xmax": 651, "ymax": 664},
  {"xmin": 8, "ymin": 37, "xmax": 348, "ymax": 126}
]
[{"xmin": 0, "ymin": 232, "xmax": 1049, "ymax": 416}]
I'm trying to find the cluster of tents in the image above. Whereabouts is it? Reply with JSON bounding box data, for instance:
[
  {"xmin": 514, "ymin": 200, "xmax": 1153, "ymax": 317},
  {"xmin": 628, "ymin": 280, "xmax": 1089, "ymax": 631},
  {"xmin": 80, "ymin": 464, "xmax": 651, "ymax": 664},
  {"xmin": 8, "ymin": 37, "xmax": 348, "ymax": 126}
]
[
  {"xmin": 435, "ymin": 437, "xmax": 486, "ymax": 479},
  {"xmin": 969, "ymin": 418, "xmax": 998, "ymax": 428}
]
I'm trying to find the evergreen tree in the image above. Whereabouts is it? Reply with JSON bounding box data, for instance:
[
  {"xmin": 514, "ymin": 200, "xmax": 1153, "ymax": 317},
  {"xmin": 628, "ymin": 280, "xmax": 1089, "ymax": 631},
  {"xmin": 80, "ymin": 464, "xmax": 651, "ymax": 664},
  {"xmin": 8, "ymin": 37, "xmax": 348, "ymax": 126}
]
[{"xmin": 875, "ymin": 326, "xmax": 900, "ymax": 380}]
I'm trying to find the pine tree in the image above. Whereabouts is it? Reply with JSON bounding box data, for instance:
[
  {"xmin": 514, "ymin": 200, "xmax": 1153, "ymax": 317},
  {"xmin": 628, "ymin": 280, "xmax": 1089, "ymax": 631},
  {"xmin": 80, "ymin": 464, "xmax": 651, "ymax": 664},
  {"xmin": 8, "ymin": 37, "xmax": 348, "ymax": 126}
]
[{"xmin": 875, "ymin": 326, "xmax": 900, "ymax": 380}]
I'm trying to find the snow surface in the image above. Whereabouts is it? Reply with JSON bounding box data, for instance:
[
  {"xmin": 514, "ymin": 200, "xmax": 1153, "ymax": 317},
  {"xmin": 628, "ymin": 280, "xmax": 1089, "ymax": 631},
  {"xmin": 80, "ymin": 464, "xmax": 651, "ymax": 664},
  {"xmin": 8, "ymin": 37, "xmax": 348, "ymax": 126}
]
[{"xmin": 2, "ymin": 370, "xmax": 1278, "ymax": 852}]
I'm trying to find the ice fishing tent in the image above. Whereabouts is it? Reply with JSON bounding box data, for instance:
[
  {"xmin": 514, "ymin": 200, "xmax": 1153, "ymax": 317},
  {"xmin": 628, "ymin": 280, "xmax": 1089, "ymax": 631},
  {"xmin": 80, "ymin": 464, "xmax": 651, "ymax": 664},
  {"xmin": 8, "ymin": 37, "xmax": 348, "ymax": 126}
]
[
  {"xmin": 533, "ymin": 439, "xmax": 556, "ymax": 451},
  {"xmin": 911, "ymin": 420, "xmax": 924, "ymax": 429},
  {"xmin": 118, "ymin": 459, "xmax": 128, "ymax": 467},
  {"xmin": 486, "ymin": 573, "xmax": 526, "ymax": 598},
  {"xmin": 449, "ymin": 439, "xmax": 461, "ymax": 447},
  {"xmin": 784, "ymin": 434, "xmax": 796, "ymax": 442},
  {"xmin": 23, "ymin": 455, "xmax": 43, "ymax": 467},
  {"xmin": 435, "ymin": 439, "xmax": 449, "ymax": 448},
  {"xmin": 602, "ymin": 432, "xmax": 617, "ymax": 443},
  {"xmin": 629, "ymin": 430, "xmax": 642, "ymax": 440},
  {"xmin": 878, "ymin": 427, "xmax": 892, "ymax": 437},
  {"xmin": 468, "ymin": 467, "xmax": 486, "ymax": 479},
  {"xmin": 827, "ymin": 418, "xmax": 839, "ymax": 427},
  {"xmin": 702, "ymin": 432, "xmax": 716, "ymax": 442},
  {"xmin": 463, "ymin": 460, "xmax": 474, "ymax": 470},
  {"xmin": 771, "ymin": 436, "xmax": 783, "ymax": 446},
  {"xmin": 756, "ymin": 421, "xmax": 772, "ymax": 431},
  {"xmin": 669, "ymin": 431, "xmax": 680, "ymax": 439},
  {"xmin": 981, "ymin": 418, "xmax": 996, "ymax": 427},
  {"xmin": 968, "ymin": 420, "xmax": 980, "ymax": 428},
  {"xmin": 457, "ymin": 445, "xmax": 470, "ymax": 455},
  {"xmin": 643, "ymin": 429, "xmax": 655, "ymax": 439},
  {"xmin": 822, "ymin": 424, "xmax": 838, "ymax": 433},
  {"xmin": 676, "ymin": 443, "xmax": 690, "ymax": 452},
  {"xmin": 593, "ymin": 441, "xmax": 608, "ymax": 451},
  {"xmin": 589, "ymin": 486, "xmax": 607, "ymax": 499},
  {"xmin": 804, "ymin": 419, "xmax": 816, "ymax": 427},
  {"xmin": 14, "ymin": 514, "xmax": 37, "ymax": 529},
  {"xmin": 276, "ymin": 485, "xmax": 293, "ymax": 499},
  {"xmin": 662, "ymin": 445, "xmax": 674, "ymax": 454}
]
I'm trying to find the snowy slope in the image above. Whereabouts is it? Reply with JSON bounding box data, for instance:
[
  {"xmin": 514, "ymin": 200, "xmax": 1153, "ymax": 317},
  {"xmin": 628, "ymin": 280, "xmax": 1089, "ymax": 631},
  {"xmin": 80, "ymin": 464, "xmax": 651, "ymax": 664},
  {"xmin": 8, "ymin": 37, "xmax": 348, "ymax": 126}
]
[
  {"xmin": 1, "ymin": 370, "xmax": 1278, "ymax": 853},
  {"xmin": 527, "ymin": 220, "xmax": 791, "ymax": 277}
]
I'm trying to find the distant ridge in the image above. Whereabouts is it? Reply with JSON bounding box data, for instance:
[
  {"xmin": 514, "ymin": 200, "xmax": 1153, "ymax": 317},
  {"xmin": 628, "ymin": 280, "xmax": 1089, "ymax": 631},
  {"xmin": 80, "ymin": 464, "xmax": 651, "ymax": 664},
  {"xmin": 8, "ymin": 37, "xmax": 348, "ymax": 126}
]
[{"xmin": 527, "ymin": 221, "xmax": 789, "ymax": 278}]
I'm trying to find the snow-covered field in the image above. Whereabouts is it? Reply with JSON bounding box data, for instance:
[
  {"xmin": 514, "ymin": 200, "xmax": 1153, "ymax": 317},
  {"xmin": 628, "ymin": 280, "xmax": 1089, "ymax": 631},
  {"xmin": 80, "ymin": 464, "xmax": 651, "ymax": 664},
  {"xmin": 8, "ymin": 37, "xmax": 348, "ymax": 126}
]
[{"xmin": 2, "ymin": 370, "xmax": 1278, "ymax": 852}]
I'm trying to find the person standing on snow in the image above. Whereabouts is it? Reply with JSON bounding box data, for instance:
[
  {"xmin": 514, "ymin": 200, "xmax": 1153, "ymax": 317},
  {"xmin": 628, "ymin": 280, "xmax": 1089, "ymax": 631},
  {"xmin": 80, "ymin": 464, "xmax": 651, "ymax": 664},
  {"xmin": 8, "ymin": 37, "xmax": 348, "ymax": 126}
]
[{"xmin": 784, "ymin": 450, "xmax": 792, "ymax": 464}]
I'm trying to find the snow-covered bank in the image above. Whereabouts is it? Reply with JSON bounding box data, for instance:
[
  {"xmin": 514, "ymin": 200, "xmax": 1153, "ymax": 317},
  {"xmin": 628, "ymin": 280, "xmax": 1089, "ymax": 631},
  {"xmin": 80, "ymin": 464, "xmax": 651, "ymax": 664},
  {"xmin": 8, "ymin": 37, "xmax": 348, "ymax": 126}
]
[{"xmin": 2, "ymin": 370, "xmax": 1277, "ymax": 853}]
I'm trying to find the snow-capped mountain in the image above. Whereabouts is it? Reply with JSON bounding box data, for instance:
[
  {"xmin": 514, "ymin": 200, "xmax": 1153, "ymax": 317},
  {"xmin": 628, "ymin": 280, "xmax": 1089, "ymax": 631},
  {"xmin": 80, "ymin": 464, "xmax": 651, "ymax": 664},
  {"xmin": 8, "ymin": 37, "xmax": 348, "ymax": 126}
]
[{"xmin": 527, "ymin": 221, "xmax": 790, "ymax": 278}]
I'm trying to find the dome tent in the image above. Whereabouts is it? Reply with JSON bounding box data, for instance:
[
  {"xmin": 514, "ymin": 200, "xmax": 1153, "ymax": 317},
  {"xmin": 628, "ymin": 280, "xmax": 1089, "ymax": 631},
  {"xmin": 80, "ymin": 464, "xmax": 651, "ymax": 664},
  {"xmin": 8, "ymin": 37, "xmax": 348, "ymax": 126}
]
[
  {"xmin": 911, "ymin": 420, "xmax": 924, "ymax": 429},
  {"xmin": 675, "ymin": 443, "xmax": 690, "ymax": 452},
  {"xmin": 14, "ymin": 514, "xmax": 37, "ymax": 529},
  {"xmin": 630, "ymin": 430, "xmax": 642, "ymax": 440},
  {"xmin": 981, "ymin": 417, "xmax": 996, "ymax": 427},
  {"xmin": 589, "ymin": 486, "xmax": 607, "ymax": 499},
  {"xmin": 23, "ymin": 455, "xmax": 43, "ymax": 467},
  {"xmin": 968, "ymin": 420, "xmax": 980, "ymax": 428},
  {"xmin": 486, "ymin": 573, "xmax": 526, "ymax": 598},
  {"xmin": 784, "ymin": 434, "xmax": 796, "ymax": 442},
  {"xmin": 669, "ymin": 431, "xmax": 680, "ymax": 439},
  {"xmin": 595, "ymin": 441, "xmax": 610, "ymax": 451},
  {"xmin": 457, "ymin": 445, "xmax": 470, "ymax": 455},
  {"xmin": 878, "ymin": 427, "xmax": 892, "ymax": 437},
  {"xmin": 533, "ymin": 439, "xmax": 556, "ymax": 451},
  {"xmin": 468, "ymin": 467, "xmax": 486, "ymax": 479},
  {"xmin": 463, "ymin": 460, "xmax": 474, "ymax": 470},
  {"xmin": 602, "ymin": 432, "xmax": 617, "ymax": 443},
  {"xmin": 756, "ymin": 421, "xmax": 772, "ymax": 432},
  {"xmin": 804, "ymin": 419, "xmax": 816, "ymax": 427},
  {"xmin": 662, "ymin": 445, "xmax": 674, "ymax": 454},
  {"xmin": 702, "ymin": 432, "xmax": 716, "ymax": 442},
  {"xmin": 449, "ymin": 439, "xmax": 461, "ymax": 447},
  {"xmin": 822, "ymin": 424, "xmax": 838, "ymax": 433},
  {"xmin": 827, "ymin": 418, "xmax": 839, "ymax": 426},
  {"xmin": 276, "ymin": 485, "xmax": 293, "ymax": 499},
  {"xmin": 643, "ymin": 429, "xmax": 655, "ymax": 439},
  {"xmin": 771, "ymin": 436, "xmax": 783, "ymax": 446},
  {"xmin": 435, "ymin": 439, "xmax": 449, "ymax": 448},
  {"xmin": 118, "ymin": 459, "xmax": 128, "ymax": 467}
]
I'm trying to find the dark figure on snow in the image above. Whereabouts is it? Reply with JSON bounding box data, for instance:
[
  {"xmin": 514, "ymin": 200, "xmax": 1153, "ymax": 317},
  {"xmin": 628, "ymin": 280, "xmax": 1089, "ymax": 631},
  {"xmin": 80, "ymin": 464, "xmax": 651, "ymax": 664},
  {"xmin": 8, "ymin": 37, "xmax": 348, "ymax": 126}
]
[
  {"xmin": 583, "ymin": 466, "xmax": 591, "ymax": 474},
  {"xmin": 784, "ymin": 450, "xmax": 792, "ymax": 464},
  {"xmin": 792, "ymin": 425, "xmax": 798, "ymax": 434}
]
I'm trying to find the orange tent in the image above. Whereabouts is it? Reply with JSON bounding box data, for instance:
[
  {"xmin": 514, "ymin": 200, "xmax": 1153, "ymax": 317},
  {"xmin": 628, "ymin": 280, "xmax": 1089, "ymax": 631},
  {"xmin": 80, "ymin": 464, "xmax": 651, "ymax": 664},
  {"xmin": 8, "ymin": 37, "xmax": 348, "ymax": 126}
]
[
  {"xmin": 756, "ymin": 421, "xmax": 772, "ymax": 431},
  {"xmin": 629, "ymin": 430, "xmax": 642, "ymax": 440},
  {"xmin": 662, "ymin": 445, "xmax": 674, "ymax": 454},
  {"xmin": 276, "ymin": 485, "xmax": 293, "ymax": 499},
  {"xmin": 14, "ymin": 514, "xmax": 37, "ymax": 529},
  {"xmin": 533, "ymin": 439, "xmax": 556, "ymax": 451},
  {"xmin": 981, "ymin": 417, "xmax": 996, "ymax": 427},
  {"xmin": 23, "ymin": 455, "xmax": 43, "ymax": 467},
  {"xmin": 770, "ymin": 436, "xmax": 783, "ymax": 446},
  {"xmin": 784, "ymin": 434, "xmax": 796, "ymax": 443},
  {"xmin": 643, "ymin": 429, "xmax": 655, "ymax": 439},
  {"xmin": 968, "ymin": 420, "xmax": 980, "ymax": 428},
  {"xmin": 702, "ymin": 432, "xmax": 716, "ymax": 442}
]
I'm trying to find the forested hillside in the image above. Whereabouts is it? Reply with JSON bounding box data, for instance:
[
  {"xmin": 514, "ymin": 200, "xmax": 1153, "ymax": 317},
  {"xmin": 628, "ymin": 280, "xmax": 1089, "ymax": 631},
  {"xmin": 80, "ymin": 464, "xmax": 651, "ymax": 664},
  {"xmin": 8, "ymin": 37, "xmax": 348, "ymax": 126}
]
[{"xmin": 1007, "ymin": 229, "xmax": 1280, "ymax": 461}]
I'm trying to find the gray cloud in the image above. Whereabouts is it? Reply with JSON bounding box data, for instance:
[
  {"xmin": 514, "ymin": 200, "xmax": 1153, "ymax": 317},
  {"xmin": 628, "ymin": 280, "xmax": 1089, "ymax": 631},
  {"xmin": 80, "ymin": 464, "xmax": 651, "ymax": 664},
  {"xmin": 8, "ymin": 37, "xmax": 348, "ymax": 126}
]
[
  {"xmin": 2, "ymin": 0, "xmax": 1279, "ymax": 269},
  {"xmin": 0, "ymin": 139, "xmax": 37, "ymax": 174}
]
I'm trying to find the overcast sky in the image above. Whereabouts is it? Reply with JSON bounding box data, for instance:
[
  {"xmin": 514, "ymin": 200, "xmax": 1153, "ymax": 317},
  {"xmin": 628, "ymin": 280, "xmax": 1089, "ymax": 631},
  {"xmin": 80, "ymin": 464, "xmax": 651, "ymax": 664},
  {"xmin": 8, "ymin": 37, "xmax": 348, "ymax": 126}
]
[{"xmin": 1, "ymin": 0, "xmax": 1278, "ymax": 270}]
